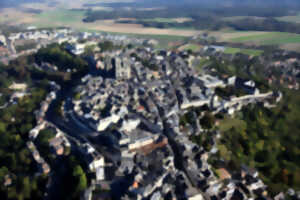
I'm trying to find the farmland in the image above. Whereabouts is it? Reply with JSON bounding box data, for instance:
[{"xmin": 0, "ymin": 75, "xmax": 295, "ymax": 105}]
[
  {"xmin": 224, "ymin": 47, "xmax": 263, "ymax": 56},
  {"xmin": 178, "ymin": 43, "xmax": 203, "ymax": 51},
  {"xmin": 229, "ymin": 32, "xmax": 300, "ymax": 45},
  {"xmin": 276, "ymin": 13, "xmax": 300, "ymax": 24},
  {"xmin": 33, "ymin": 9, "xmax": 86, "ymax": 28},
  {"xmin": 141, "ymin": 17, "xmax": 193, "ymax": 23}
]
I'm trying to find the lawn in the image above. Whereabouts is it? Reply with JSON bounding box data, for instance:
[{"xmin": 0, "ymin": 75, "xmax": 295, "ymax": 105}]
[
  {"xmin": 179, "ymin": 43, "xmax": 203, "ymax": 51},
  {"xmin": 224, "ymin": 47, "xmax": 263, "ymax": 56},
  {"xmin": 229, "ymin": 32, "xmax": 300, "ymax": 45}
]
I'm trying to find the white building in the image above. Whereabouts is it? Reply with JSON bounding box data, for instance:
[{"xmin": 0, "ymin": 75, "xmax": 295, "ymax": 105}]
[
  {"xmin": 120, "ymin": 118, "xmax": 141, "ymax": 132},
  {"xmin": 0, "ymin": 35, "xmax": 7, "ymax": 46},
  {"xmin": 9, "ymin": 82, "xmax": 27, "ymax": 91},
  {"xmin": 198, "ymin": 75, "xmax": 225, "ymax": 88},
  {"xmin": 97, "ymin": 114, "xmax": 120, "ymax": 131},
  {"xmin": 67, "ymin": 43, "xmax": 86, "ymax": 55},
  {"xmin": 188, "ymin": 194, "xmax": 204, "ymax": 200}
]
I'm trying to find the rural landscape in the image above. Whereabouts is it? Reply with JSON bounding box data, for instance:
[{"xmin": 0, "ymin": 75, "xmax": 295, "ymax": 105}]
[
  {"xmin": 3, "ymin": 0, "xmax": 300, "ymax": 52},
  {"xmin": 0, "ymin": 0, "xmax": 300, "ymax": 200}
]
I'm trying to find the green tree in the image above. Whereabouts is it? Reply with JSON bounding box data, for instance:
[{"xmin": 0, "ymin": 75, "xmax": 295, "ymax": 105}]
[
  {"xmin": 72, "ymin": 165, "xmax": 87, "ymax": 194},
  {"xmin": 200, "ymin": 112, "xmax": 216, "ymax": 129}
]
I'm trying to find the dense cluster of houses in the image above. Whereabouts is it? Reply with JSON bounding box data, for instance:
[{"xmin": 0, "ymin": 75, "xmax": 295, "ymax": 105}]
[
  {"xmin": 0, "ymin": 27, "xmax": 154, "ymax": 65},
  {"xmin": 2, "ymin": 27, "xmax": 298, "ymax": 199},
  {"xmin": 69, "ymin": 46, "xmax": 282, "ymax": 200}
]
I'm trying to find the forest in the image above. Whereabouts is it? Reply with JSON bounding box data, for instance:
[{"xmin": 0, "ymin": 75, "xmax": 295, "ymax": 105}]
[{"xmin": 0, "ymin": 44, "xmax": 89, "ymax": 200}]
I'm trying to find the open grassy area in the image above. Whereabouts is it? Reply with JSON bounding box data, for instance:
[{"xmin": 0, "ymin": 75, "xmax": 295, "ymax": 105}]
[
  {"xmin": 222, "ymin": 16, "xmax": 266, "ymax": 22},
  {"xmin": 229, "ymin": 32, "xmax": 300, "ymax": 45},
  {"xmin": 179, "ymin": 43, "xmax": 203, "ymax": 51},
  {"xmin": 224, "ymin": 47, "xmax": 263, "ymax": 56},
  {"xmin": 33, "ymin": 9, "xmax": 86, "ymax": 28}
]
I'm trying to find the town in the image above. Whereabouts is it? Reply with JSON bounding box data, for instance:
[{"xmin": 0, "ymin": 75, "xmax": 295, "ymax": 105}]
[{"xmin": 0, "ymin": 27, "xmax": 299, "ymax": 200}]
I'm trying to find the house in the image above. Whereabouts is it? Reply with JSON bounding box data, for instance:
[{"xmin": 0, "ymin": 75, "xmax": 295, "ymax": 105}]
[
  {"xmin": 120, "ymin": 118, "xmax": 141, "ymax": 132},
  {"xmin": 29, "ymin": 122, "xmax": 47, "ymax": 139},
  {"xmin": 216, "ymin": 168, "xmax": 231, "ymax": 180},
  {"xmin": 49, "ymin": 136, "xmax": 64, "ymax": 155},
  {"xmin": 274, "ymin": 192, "xmax": 285, "ymax": 200},
  {"xmin": 10, "ymin": 92, "xmax": 29, "ymax": 102},
  {"xmin": 198, "ymin": 75, "xmax": 225, "ymax": 88},
  {"xmin": 188, "ymin": 193, "xmax": 204, "ymax": 200},
  {"xmin": 0, "ymin": 35, "xmax": 6, "ymax": 46},
  {"xmin": 227, "ymin": 76, "xmax": 237, "ymax": 85},
  {"xmin": 235, "ymin": 78, "xmax": 256, "ymax": 94},
  {"xmin": 66, "ymin": 43, "xmax": 85, "ymax": 55},
  {"xmin": 86, "ymin": 154, "xmax": 105, "ymax": 181},
  {"xmin": 128, "ymin": 136, "xmax": 156, "ymax": 151},
  {"xmin": 97, "ymin": 114, "xmax": 121, "ymax": 131},
  {"xmin": 40, "ymin": 163, "xmax": 50, "ymax": 174},
  {"xmin": 9, "ymin": 82, "xmax": 27, "ymax": 91},
  {"xmin": 3, "ymin": 175, "xmax": 12, "ymax": 187},
  {"xmin": 204, "ymin": 45, "xmax": 225, "ymax": 52}
]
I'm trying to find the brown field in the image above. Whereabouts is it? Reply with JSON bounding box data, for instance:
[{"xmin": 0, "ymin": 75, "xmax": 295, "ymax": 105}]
[
  {"xmin": 0, "ymin": 7, "xmax": 201, "ymax": 37},
  {"xmin": 0, "ymin": 8, "xmax": 36, "ymax": 25},
  {"xmin": 85, "ymin": 22, "xmax": 200, "ymax": 36}
]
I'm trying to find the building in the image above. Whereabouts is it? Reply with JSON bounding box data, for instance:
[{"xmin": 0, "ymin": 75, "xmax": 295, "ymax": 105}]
[
  {"xmin": 66, "ymin": 43, "xmax": 85, "ymax": 55},
  {"xmin": 188, "ymin": 194, "xmax": 204, "ymax": 200},
  {"xmin": 114, "ymin": 57, "xmax": 132, "ymax": 80},
  {"xmin": 97, "ymin": 114, "xmax": 121, "ymax": 131},
  {"xmin": 128, "ymin": 135, "xmax": 159, "ymax": 151},
  {"xmin": 0, "ymin": 35, "xmax": 7, "ymax": 46},
  {"xmin": 9, "ymin": 82, "xmax": 27, "ymax": 91}
]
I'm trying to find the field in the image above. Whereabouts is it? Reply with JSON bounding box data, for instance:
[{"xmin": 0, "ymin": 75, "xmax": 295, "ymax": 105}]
[
  {"xmin": 142, "ymin": 17, "xmax": 193, "ymax": 23},
  {"xmin": 16, "ymin": 8, "xmax": 200, "ymax": 37},
  {"xmin": 0, "ymin": 8, "xmax": 36, "ymax": 25},
  {"xmin": 222, "ymin": 16, "xmax": 266, "ymax": 22},
  {"xmin": 229, "ymin": 32, "xmax": 300, "ymax": 45},
  {"xmin": 33, "ymin": 9, "xmax": 86, "ymax": 28},
  {"xmin": 224, "ymin": 47, "xmax": 263, "ymax": 56},
  {"xmin": 209, "ymin": 31, "xmax": 300, "ymax": 51},
  {"xmin": 178, "ymin": 43, "xmax": 203, "ymax": 51},
  {"xmin": 276, "ymin": 13, "xmax": 300, "ymax": 23},
  {"xmin": 2, "ymin": 1, "xmax": 300, "ymax": 51}
]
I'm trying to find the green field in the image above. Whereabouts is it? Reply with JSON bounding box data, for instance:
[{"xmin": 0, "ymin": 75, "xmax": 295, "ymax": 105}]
[
  {"xmin": 33, "ymin": 9, "xmax": 86, "ymax": 28},
  {"xmin": 224, "ymin": 47, "xmax": 263, "ymax": 56},
  {"xmin": 222, "ymin": 16, "xmax": 266, "ymax": 22},
  {"xmin": 230, "ymin": 32, "xmax": 300, "ymax": 45},
  {"xmin": 179, "ymin": 43, "xmax": 202, "ymax": 51}
]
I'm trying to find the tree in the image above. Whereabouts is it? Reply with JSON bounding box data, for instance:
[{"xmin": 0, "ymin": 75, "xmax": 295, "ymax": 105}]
[
  {"xmin": 98, "ymin": 41, "xmax": 114, "ymax": 52},
  {"xmin": 72, "ymin": 165, "xmax": 87, "ymax": 195},
  {"xmin": 200, "ymin": 112, "xmax": 216, "ymax": 129}
]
